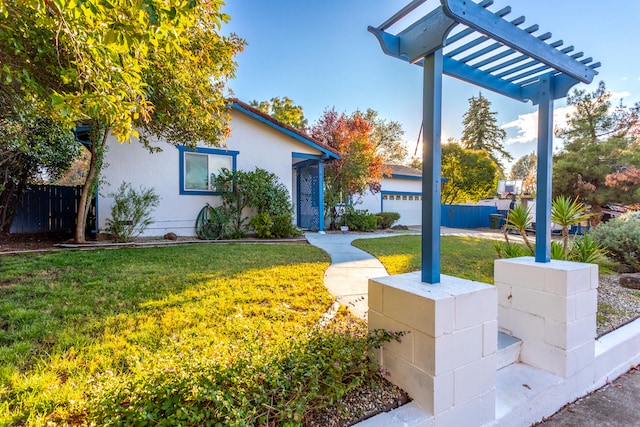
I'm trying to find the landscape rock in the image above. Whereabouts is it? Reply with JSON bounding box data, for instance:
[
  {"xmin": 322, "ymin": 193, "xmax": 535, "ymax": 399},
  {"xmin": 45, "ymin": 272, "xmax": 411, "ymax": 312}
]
[
  {"xmin": 620, "ymin": 273, "xmax": 640, "ymax": 290},
  {"xmin": 163, "ymin": 232, "xmax": 178, "ymax": 241}
]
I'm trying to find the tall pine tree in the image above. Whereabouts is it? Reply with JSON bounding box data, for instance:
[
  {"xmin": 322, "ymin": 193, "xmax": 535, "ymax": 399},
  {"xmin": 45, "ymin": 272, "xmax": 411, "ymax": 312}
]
[
  {"xmin": 553, "ymin": 81, "xmax": 640, "ymax": 220},
  {"xmin": 461, "ymin": 93, "xmax": 512, "ymax": 172}
]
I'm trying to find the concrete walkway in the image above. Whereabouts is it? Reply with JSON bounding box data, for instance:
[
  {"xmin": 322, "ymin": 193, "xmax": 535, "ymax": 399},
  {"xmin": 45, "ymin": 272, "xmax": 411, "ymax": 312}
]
[
  {"xmin": 304, "ymin": 231, "xmax": 391, "ymax": 319},
  {"xmin": 305, "ymin": 229, "xmax": 640, "ymax": 427}
]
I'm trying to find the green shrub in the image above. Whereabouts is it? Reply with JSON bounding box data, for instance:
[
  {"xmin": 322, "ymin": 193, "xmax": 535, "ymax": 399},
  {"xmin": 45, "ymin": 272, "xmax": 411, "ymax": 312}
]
[
  {"xmin": 494, "ymin": 241, "xmax": 527, "ymax": 258},
  {"xmin": 86, "ymin": 325, "xmax": 404, "ymax": 426},
  {"xmin": 569, "ymin": 233, "xmax": 607, "ymax": 264},
  {"xmin": 340, "ymin": 206, "xmax": 378, "ymax": 231},
  {"xmin": 270, "ymin": 214, "xmax": 301, "ymax": 238},
  {"xmin": 551, "ymin": 241, "xmax": 565, "ymax": 260},
  {"xmin": 249, "ymin": 212, "xmax": 273, "ymax": 238},
  {"xmin": 214, "ymin": 168, "xmax": 295, "ymax": 239},
  {"xmin": 592, "ymin": 212, "xmax": 640, "ymax": 271},
  {"xmin": 105, "ymin": 182, "xmax": 160, "ymax": 242},
  {"xmin": 376, "ymin": 212, "xmax": 400, "ymax": 229}
]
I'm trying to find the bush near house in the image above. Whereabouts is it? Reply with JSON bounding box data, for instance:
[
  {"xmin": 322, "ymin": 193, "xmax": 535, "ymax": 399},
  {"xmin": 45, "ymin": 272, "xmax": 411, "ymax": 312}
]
[
  {"xmin": 375, "ymin": 212, "xmax": 400, "ymax": 229},
  {"xmin": 105, "ymin": 182, "xmax": 160, "ymax": 242},
  {"xmin": 210, "ymin": 168, "xmax": 300, "ymax": 239},
  {"xmin": 340, "ymin": 206, "xmax": 378, "ymax": 231}
]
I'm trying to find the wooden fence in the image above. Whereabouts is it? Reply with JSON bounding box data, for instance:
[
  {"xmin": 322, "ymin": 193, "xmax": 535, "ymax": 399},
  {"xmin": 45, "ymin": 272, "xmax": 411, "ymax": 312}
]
[{"xmin": 9, "ymin": 185, "xmax": 96, "ymax": 235}]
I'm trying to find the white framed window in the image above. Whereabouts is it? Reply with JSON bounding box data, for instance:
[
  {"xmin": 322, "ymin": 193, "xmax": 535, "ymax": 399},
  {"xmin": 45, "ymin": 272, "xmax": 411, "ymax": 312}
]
[{"xmin": 178, "ymin": 146, "xmax": 238, "ymax": 195}]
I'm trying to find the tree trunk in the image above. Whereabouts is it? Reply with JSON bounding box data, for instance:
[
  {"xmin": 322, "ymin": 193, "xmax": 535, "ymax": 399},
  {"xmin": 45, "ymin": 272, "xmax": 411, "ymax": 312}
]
[
  {"xmin": 73, "ymin": 126, "xmax": 109, "ymax": 243},
  {"xmin": 562, "ymin": 225, "xmax": 569, "ymax": 260}
]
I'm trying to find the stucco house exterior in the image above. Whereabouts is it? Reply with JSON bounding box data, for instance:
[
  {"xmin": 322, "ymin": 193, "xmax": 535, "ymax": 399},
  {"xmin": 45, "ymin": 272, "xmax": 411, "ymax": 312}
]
[
  {"xmin": 357, "ymin": 164, "xmax": 423, "ymax": 226},
  {"xmin": 96, "ymin": 99, "xmax": 339, "ymax": 237}
]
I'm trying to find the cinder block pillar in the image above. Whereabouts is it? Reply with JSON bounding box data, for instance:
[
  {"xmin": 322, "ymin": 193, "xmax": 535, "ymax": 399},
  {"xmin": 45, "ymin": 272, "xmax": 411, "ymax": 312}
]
[
  {"xmin": 369, "ymin": 272, "xmax": 497, "ymax": 426},
  {"xmin": 495, "ymin": 257, "xmax": 598, "ymax": 378}
]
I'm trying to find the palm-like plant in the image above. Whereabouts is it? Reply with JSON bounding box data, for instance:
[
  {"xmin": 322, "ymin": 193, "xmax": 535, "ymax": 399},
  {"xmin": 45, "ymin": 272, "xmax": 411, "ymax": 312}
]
[
  {"xmin": 504, "ymin": 204, "xmax": 535, "ymax": 255},
  {"xmin": 551, "ymin": 196, "xmax": 594, "ymax": 259}
]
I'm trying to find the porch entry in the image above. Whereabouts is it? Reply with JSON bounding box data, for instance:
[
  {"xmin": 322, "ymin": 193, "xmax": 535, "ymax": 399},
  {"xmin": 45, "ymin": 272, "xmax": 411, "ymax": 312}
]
[{"xmin": 296, "ymin": 163, "xmax": 320, "ymax": 230}]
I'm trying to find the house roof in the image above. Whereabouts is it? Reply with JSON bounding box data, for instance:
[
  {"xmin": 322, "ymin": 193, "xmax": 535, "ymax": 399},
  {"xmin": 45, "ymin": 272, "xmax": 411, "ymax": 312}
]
[
  {"xmin": 230, "ymin": 99, "xmax": 340, "ymax": 160},
  {"xmin": 385, "ymin": 164, "xmax": 422, "ymax": 180}
]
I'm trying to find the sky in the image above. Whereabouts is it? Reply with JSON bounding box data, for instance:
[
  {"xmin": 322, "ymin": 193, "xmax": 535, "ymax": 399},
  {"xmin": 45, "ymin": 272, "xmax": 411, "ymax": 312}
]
[{"xmin": 222, "ymin": 0, "xmax": 640, "ymax": 169}]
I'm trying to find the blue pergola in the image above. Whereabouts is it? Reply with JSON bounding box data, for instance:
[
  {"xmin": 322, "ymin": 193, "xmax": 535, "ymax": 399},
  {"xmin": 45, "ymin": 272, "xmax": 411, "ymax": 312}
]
[{"xmin": 370, "ymin": 0, "xmax": 599, "ymax": 284}]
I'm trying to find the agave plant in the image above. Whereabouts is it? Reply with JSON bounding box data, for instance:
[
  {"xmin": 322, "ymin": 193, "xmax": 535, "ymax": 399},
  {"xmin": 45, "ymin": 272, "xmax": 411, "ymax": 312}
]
[
  {"xmin": 551, "ymin": 196, "xmax": 593, "ymax": 259},
  {"xmin": 550, "ymin": 241, "xmax": 565, "ymax": 260},
  {"xmin": 504, "ymin": 204, "xmax": 535, "ymax": 255},
  {"xmin": 570, "ymin": 233, "xmax": 606, "ymax": 264}
]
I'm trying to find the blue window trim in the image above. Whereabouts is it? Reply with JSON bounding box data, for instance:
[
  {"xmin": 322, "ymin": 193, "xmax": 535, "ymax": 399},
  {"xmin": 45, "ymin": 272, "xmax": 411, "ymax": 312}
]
[{"xmin": 178, "ymin": 146, "xmax": 239, "ymax": 195}]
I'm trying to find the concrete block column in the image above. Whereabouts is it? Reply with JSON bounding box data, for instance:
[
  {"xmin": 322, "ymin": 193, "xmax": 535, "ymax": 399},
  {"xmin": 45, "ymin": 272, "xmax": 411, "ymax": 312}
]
[
  {"xmin": 495, "ymin": 257, "xmax": 598, "ymax": 378},
  {"xmin": 369, "ymin": 272, "xmax": 497, "ymax": 426}
]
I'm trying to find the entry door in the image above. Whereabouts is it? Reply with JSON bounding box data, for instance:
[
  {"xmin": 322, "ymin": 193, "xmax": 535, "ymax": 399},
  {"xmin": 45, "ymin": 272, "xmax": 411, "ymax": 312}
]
[{"xmin": 297, "ymin": 164, "xmax": 320, "ymax": 230}]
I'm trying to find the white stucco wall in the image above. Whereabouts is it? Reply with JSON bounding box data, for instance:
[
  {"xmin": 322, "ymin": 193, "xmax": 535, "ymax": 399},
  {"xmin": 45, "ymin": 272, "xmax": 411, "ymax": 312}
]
[{"xmin": 98, "ymin": 110, "xmax": 324, "ymax": 237}]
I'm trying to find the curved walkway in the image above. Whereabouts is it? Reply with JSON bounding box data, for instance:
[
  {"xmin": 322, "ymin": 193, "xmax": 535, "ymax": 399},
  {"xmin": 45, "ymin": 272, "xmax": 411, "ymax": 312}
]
[{"xmin": 305, "ymin": 232, "xmax": 392, "ymax": 319}]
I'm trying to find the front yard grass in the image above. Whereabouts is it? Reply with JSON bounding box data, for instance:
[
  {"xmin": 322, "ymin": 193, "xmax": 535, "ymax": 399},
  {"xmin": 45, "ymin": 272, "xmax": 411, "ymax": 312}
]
[
  {"xmin": 353, "ymin": 235, "xmax": 496, "ymax": 283},
  {"xmin": 0, "ymin": 244, "xmax": 385, "ymax": 426}
]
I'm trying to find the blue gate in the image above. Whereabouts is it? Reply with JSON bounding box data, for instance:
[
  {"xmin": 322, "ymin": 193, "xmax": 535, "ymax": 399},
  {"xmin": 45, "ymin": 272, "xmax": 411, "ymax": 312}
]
[{"xmin": 297, "ymin": 164, "xmax": 320, "ymax": 230}]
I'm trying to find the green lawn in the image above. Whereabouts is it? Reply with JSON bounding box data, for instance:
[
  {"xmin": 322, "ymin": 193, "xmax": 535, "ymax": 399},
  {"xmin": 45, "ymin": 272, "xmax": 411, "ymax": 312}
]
[
  {"xmin": 0, "ymin": 244, "xmax": 385, "ymax": 426},
  {"xmin": 352, "ymin": 235, "xmax": 497, "ymax": 284}
]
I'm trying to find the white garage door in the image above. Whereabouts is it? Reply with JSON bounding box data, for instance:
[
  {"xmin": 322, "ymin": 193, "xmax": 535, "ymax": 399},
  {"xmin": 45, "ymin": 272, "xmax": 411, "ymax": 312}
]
[{"xmin": 382, "ymin": 193, "xmax": 422, "ymax": 226}]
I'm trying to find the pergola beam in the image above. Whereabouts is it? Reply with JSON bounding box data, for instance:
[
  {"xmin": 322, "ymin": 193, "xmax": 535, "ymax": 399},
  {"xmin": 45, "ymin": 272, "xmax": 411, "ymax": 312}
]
[
  {"xmin": 370, "ymin": 0, "xmax": 599, "ymax": 283},
  {"xmin": 442, "ymin": 0, "xmax": 596, "ymax": 84}
]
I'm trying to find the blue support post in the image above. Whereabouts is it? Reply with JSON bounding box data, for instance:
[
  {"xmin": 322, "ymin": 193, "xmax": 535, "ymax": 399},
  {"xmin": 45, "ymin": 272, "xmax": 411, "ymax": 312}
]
[
  {"xmin": 535, "ymin": 75, "xmax": 554, "ymax": 262},
  {"xmin": 318, "ymin": 160, "xmax": 325, "ymax": 232},
  {"xmin": 422, "ymin": 50, "xmax": 444, "ymax": 284}
]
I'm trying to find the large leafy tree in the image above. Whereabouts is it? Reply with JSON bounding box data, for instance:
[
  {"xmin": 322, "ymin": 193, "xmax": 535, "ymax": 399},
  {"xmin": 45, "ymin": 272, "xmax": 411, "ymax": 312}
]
[
  {"xmin": 510, "ymin": 152, "xmax": 537, "ymax": 196},
  {"xmin": 461, "ymin": 92, "xmax": 512, "ymax": 172},
  {"xmin": 0, "ymin": 115, "xmax": 79, "ymax": 232},
  {"xmin": 249, "ymin": 96, "xmax": 308, "ymax": 130},
  {"xmin": 362, "ymin": 109, "xmax": 408, "ymax": 164},
  {"xmin": 0, "ymin": 0, "xmax": 244, "ymax": 242},
  {"xmin": 553, "ymin": 82, "xmax": 640, "ymax": 220},
  {"xmin": 310, "ymin": 108, "xmax": 387, "ymax": 229},
  {"xmin": 441, "ymin": 141, "xmax": 498, "ymax": 204}
]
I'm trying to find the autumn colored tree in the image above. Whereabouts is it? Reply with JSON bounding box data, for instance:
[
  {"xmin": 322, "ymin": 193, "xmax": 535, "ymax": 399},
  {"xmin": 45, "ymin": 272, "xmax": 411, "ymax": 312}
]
[
  {"xmin": 461, "ymin": 92, "xmax": 512, "ymax": 172},
  {"xmin": 553, "ymin": 82, "xmax": 640, "ymax": 219},
  {"xmin": 310, "ymin": 108, "xmax": 387, "ymax": 229},
  {"xmin": 441, "ymin": 141, "xmax": 498, "ymax": 204},
  {"xmin": 249, "ymin": 96, "xmax": 308, "ymax": 130},
  {"xmin": 0, "ymin": 0, "xmax": 244, "ymax": 241}
]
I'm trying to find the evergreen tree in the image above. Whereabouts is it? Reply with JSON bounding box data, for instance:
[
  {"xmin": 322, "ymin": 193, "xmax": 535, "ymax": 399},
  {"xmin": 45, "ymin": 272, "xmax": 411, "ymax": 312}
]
[
  {"xmin": 461, "ymin": 93, "xmax": 512, "ymax": 171},
  {"xmin": 553, "ymin": 81, "xmax": 640, "ymax": 221}
]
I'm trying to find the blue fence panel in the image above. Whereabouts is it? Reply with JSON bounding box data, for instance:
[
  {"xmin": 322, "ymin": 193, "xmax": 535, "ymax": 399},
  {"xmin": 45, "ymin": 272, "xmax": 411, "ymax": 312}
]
[{"xmin": 441, "ymin": 204, "xmax": 498, "ymax": 228}]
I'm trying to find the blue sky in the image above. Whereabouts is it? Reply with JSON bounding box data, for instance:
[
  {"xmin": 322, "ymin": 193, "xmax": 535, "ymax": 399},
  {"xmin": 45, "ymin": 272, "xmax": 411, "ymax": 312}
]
[{"xmin": 223, "ymin": 0, "xmax": 640, "ymax": 168}]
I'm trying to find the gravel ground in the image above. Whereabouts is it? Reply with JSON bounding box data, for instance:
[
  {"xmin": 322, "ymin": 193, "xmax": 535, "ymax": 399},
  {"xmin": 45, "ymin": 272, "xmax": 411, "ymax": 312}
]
[
  {"xmin": 596, "ymin": 274, "xmax": 640, "ymax": 337},
  {"xmin": 303, "ymin": 375, "xmax": 410, "ymax": 427}
]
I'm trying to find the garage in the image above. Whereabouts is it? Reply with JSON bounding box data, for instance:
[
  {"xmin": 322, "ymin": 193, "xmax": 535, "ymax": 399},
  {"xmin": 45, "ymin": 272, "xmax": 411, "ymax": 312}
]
[{"xmin": 381, "ymin": 191, "xmax": 422, "ymax": 226}]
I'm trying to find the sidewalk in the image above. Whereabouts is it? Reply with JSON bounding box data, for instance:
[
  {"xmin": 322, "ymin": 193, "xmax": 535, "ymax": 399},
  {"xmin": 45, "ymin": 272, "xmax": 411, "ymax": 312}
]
[{"xmin": 305, "ymin": 229, "xmax": 640, "ymax": 427}]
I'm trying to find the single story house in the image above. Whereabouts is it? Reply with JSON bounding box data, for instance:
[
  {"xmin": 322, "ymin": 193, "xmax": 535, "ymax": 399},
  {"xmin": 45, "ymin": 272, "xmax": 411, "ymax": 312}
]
[
  {"xmin": 96, "ymin": 99, "xmax": 340, "ymax": 237},
  {"xmin": 356, "ymin": 164, "xmax": 423, "ymax": 226}
]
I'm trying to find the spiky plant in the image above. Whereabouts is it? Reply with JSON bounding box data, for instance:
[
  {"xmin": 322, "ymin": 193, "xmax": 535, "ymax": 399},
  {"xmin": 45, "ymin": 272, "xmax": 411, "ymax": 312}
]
[{"xmin": 551, "ymin": 196, "xmax": 593, "ymax": 259}]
